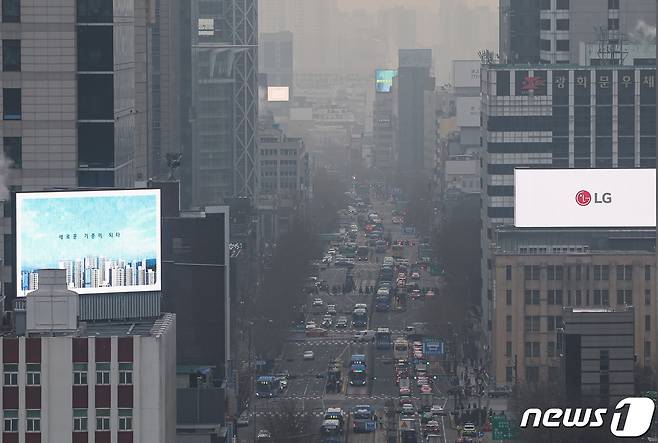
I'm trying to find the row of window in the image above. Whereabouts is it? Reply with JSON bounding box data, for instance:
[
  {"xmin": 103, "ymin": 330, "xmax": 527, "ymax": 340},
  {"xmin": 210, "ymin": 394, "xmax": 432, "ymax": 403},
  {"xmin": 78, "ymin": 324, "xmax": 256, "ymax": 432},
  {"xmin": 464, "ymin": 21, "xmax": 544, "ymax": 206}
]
[
  {"xmin": 507, "ymin": 288, "xmax": 652, "ymax": 308},
  {"xmin": 1, "ymin": 0, "xmax": 117, "ymax": 23},
  {"xmin": 505, "ymin": 366, "xmax": 561, "ymax": 384},
  {"xmin": 4, "ymin": 408, "xmax": 132, "ymax": 432},
  {"xmin": 522, "ymin": 315, "xmax": 563, "ymax": 332},
  {"xmin": 3, "ymin": 363, "xmax": 132, "ymax": 386},
  {"xmin": 540, "ymin": 0, "xmax": 570, "ymax": 10},
  {"xmin": 541, "ymin": 39, "xmax": 570, "ymax": 52},
  {"xmin": 514, "ymin": 264, "xmax": 643, "ymax": 281}
]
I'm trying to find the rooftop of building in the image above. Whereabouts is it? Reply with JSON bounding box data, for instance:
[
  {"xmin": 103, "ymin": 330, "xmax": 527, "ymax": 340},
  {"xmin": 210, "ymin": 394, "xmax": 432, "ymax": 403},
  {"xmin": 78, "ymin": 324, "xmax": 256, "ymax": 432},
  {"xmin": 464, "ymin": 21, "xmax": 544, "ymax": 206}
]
[{"xmin": 484, "ymin": 63, "xmax": 656, "ymax": 70}]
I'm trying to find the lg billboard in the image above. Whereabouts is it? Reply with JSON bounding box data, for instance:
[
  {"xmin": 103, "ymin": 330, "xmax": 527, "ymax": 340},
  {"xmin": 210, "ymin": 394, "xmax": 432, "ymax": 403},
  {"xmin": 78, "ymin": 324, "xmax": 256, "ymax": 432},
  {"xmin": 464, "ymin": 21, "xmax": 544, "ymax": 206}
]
[
  {"xmin": 514, "ymin": 169, "xmax": 656, "ymax": 228},
  {"xmin": 16, "ymin": 189, "xmax": 162, "ymax": 296},
  {"xmin": 453, "ymin": 60, "xmax": 480, "ymax": 88}
]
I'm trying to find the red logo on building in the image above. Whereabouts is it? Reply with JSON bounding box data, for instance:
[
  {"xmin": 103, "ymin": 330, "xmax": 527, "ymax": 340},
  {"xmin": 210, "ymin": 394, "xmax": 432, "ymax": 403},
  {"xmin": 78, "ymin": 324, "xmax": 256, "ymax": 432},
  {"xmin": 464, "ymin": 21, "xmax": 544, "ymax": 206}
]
[
  {"xmin": 522, "ymin": 76, "xmax": 545, "ymax": 91},
  {"xmin": 575, "ymin": 190, "xmax": 592, "ymax": 206}
]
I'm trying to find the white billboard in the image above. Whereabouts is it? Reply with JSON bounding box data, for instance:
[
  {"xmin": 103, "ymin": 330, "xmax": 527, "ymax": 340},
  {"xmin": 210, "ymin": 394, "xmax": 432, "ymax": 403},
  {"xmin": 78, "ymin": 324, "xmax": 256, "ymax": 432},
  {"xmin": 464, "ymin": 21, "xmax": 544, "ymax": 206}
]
[
  {"xmin": 453, "ymin": 60, "xmax": 481, "ymax": 88},
  {"xmin": 514, "ymin": 169, "xmax": 656, "ymax": 228},
  {"xmin": 267, "ymin": 86, "xmax": 290, "ymax": 102},
  {"xmin": 16, "ymin": 189, "xmax": 162, "ymax": 296},
  {"xmin": 456, "ymin": 97, "xmax": 480, "ymax": 127}
]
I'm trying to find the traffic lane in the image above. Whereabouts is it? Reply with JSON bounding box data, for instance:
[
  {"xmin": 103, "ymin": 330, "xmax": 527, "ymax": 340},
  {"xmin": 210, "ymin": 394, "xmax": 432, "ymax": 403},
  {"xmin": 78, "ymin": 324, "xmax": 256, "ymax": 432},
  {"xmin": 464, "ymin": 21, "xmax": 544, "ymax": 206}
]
[{"xmin": 282, "ymin": 341, "xmax": 347, "ymax": 396}]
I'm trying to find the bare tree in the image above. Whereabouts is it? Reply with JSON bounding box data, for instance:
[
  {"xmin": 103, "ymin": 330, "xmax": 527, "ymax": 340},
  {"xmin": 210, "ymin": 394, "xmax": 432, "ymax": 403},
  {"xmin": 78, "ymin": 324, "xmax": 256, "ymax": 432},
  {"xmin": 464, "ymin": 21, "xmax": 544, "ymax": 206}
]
[{"xmin": 264, "ymin": 400, "xmax": 317, "ymax": 443}]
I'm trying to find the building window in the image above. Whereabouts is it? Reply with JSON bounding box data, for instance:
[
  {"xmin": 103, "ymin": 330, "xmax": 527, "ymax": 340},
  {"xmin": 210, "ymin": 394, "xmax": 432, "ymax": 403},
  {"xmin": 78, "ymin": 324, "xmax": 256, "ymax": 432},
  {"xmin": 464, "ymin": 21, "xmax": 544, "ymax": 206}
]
[
  {"xmin": 73, "ymin": 409, "xmax": 88, "ymax": 431},
  {"xmin": 524, "ymin": 265, "xmax": 540, "ymax": 280},
  {"xmin": 556, "ymin": 19, "xmax": 569, "ymax": 31},
  {"xmin": 616, "ymin": 289, "xmax": 632, "ymax": 305},
  {"xmin": 645, "ymin": 265, "xmax": 651, "ymax": 281},
  {"xmin": 594, "ymin": 265, "xmax": 609, "ymax": 281},
  {"xmin": 3, "ymin": 137, "xmax": 21, "ymax": 168},
  {"xmin": 3, "ymin": 363, "xmax": 17, "ymax": 385},
  {"xmin": 73, "ymin": 363, "xmax": 88, "ymax": 385},
  {"xmin": 608, "ymin": 18, "xmax": 619, "ymax": 30},
  {"xmin": 26, "ymin": 410, "xmax": 40, "ymax": 432},
  {"xmin": 575, "ymin": 290, "xmax": 582, "ymax": 306},
  {"xmin": 547, "ymin": 290, "xmax": 563, "ymax": 305},
  {"xmin": 524, "ymin": 290, "xmax": 540, "ymax": 305},
  {"xmin": 540, "ymin": 39, "xmax": 551, "ymax": 51},
  {"xmin": 547, "ymin": 316, "xmax": 563, "ymax": 331},
  {"xmin": 524, "ymin": 316, "xmax": 540, "ymax": 332},
  {"xmin": 3, "ymin": 88, "xmax": 20, "ymax": 120},
  {"xmin": 506, "ymin": 290, "xmax": 512, "ymax": 306},
  {"xmin": 96, "ymin": 362, "xmax": 110, "ymax": 385},
  {"xmin": 526, "ymin": 366, "xmax": 540, "ymax": 383},
  {"xmin": 119, "ymin": 408, "xmax": 132, "ymax": 431},
  {"xmin": 505, "ymin": 341, "xmax": 512, "ymax": 357},
  {"xmin": 1, "ymin": 0, "xmax": 19, "ymax": 22},
  {"xmin": 506, "ymin": 366, "xmax": 513, "ymax": 383},
  {"xmin": 3, "ymin": 409, "xmax": 17, "ymax": 432},
  {"xmin": 645, "ymin": 315, "xmax": 651, "ymax": 332},
  {"xmin": 96, "ymin": 409, "xmax": 110, "ymax": 431},
  {"xmin": 593, "ymin": 289, "xmax": 609, "ymax": 306},
  {"xmin": 524, "ymin": 342, "xmax": 540, "ymax": 358},
  {"xmin": 540, "ymin": 19, "xmax": 551, "ymax": 31},
  {"xmin": 547, "ymin": 341, "xmax": 556, "ymax": 358},
  {"xmin": 26, "ymin": 363, "xmax": 40, "ymax": 385},
  {"xmin": 119, "ymin": 362, "xmax": 133, "ymax": 385},
  {"xmin": 2, "ymin": 39, "xmax": 20, "ymax": 71},
  {"xmin": 556, "ymin": 40, "xmax": 570, "ymax": 51},
  {"xmin": 645, "ymin": 289, "xmax": 651, "ymax": 306},
  {"xmin": 540, "ymin": 0, "xmax": 551, "ymax": 10},
  {"xmin": 608, "ymin": 0, "xmax": 619, "ymax": 9},
  {"xmin": 556, "ymin": 0, "xmax": 569, "ymax": 9},
  {"xmin": 505, "ymin": 265, "xmax": 512, "ymax": 281},
  {"xmin": 77, "ymin": 0, "xmax": 113, "ymax": 23},
  {"xmin": 645, "ymin": 341, "xmax": 651, "ymax": 358},
  {"xmin": 617, "ymin": 265, "xmax": 633, "ymax": 281},
  {"xmin": 506, "ymin": 315, "xmax": 512, "ymax": 332}
]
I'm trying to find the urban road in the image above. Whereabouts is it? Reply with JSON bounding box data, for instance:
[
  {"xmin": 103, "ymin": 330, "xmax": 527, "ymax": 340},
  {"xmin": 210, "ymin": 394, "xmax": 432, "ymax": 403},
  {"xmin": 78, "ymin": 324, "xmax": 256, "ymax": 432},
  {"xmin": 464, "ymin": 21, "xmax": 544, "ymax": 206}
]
[{"xmin": 238, "ymin": 196, "xmax": 504, "ymax": 442}]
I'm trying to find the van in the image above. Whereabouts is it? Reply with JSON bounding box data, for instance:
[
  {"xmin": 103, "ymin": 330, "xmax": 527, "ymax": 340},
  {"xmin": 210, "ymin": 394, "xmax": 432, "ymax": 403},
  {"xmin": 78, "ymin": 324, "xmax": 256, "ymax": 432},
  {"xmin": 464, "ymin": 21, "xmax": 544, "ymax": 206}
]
[{"xmin": 353, "ymin": 330, "xmax": 376, "ymax": 342}]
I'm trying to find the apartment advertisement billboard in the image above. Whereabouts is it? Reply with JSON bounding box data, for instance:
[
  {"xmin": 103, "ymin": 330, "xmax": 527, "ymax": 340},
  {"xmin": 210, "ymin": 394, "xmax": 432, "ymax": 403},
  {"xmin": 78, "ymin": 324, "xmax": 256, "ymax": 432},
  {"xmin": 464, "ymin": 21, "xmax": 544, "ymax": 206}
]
[
  {"xmin": 16, "ymin": 189, "xmax": 162, "ymax": 296},
  {"xmin": 267, "ymin": 86, "xmax": 290, "ymax": 102},
  {"xmin": 514, "ymin": 169, "xmax": 656, "ymax": 228},
  {"xmin": 456, "ymin": 97, "xmax": 480, "ymax": 127},
  {"xmin": 453, "ymin": 60, "xmax": 481, "ymax": 88},
  {"xmin": 375, "ymin": 69, "xmax": 398, "ymax": 93}
]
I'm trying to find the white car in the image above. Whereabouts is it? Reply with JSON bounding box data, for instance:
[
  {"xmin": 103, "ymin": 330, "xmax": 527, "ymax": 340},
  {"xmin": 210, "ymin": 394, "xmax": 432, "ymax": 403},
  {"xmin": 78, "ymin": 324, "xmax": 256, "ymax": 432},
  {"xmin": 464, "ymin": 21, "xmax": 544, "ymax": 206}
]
[
  {"xmin": 327, "ymin": 248, "xmax": 337, "ymax": 256},
  {"xmin": 411, "ymin": 271, "xmax": 420, "ymax": 280},
  {"xmin": 431, "ymin": 405, "xmax": 447, "ymax": 416},
  {"xmin": 303, "ymin": 350, "xmax": 315, "ymax": 360},
  {"xmin": 305, "ymin": 321, "xmax": 316, "ymax": 330}
]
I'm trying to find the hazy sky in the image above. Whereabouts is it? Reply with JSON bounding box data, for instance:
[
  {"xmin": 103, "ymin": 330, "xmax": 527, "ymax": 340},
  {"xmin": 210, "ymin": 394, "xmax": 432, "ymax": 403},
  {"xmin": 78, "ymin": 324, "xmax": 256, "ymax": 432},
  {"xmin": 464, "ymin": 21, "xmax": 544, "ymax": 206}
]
[{"xmin": 337, "ymin": 0, "xmax": 496, "ymax": 12}]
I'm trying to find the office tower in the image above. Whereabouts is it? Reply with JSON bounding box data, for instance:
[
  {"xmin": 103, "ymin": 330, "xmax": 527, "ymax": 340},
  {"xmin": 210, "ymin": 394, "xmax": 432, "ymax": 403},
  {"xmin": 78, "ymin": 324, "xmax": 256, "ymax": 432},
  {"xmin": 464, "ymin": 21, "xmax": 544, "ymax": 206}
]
[
  {"xmin": 373, "ymin": 82, "xmax": 396, "ymax": 179},
  {"xmin": 91, "ymin": 268, "xmax": 101, "ymax": 288},
  {"xmin": 396, "ymin": 49, "xmax": 435, "ymax": 177},
  {"xmin": 28, "ymin": 272, "xmax": 38, "ymax": 291},
  {"xmin": 499, "ymin": 0, "xmax": 656, "ymax": 64},
  {"xmin": 138, "ymin": 266, "xmax": 146, "ymax": 286},
  {"xmin": 260, "ymin": 31, "xmax": 294, "ymax": 93},
  {"xmin": 184, "ymin": 0, "xmax": 258, "ymax": 208},
  {"xmin": 147, "ymin": 269, "xmax": 156, "ymax": 286},
  {"xmin": 481, "ymin": 64, "xmax": 657, "ymax": 365}
]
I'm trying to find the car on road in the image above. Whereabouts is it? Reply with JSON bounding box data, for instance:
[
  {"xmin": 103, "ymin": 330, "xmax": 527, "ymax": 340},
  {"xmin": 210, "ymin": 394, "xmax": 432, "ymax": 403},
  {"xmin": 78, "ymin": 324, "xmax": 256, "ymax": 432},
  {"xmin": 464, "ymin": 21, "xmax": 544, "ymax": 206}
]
[
  {"xmin": 327, "ymin": 248, "xmax": 337, "ymax": 255},
  {"xmin": 401, "ymin": 403, "xmax": 416, "ymax": 416},
  {"xmin": 326, "ymin": 304, "xmax": 337, "ymax": 315},
  {"xmin": 336, "ymin": 316, "xmax": 349, "ymax": 328},
  {"xmin": 420, "ymin": 384, "xmax": 432, "ymax": 394},
  {"xmin": 411, "ymin": 271, "xmax": 420, "ymax": 280},
  {"xmin": 411, "ymin": 289, "xmax": 421, "ymax": 300},
  {"xmin": 353, "ymin": 330, "xmax": 376, "ymax": 342},
  {"xmin": 416, "ymin": 377, "xmax": 429, "ymax": 387},
  {"xmin": 399, "ymin": 395, "xmax": 413, "ymax": 407},
  {"xmin": 424, "ymin": 420, "xmax": 440, "ymax": 434},
  {"xmin": 399, "ymin": 385, "xmax": 411, "ymax": 396},
  {"xmin": 488, "ymin": 385, "xmax": 512, "ymax": 398},
  {"xmin": 321, "ymin": 316, "xmax": 333, "ymax": 328},
  {"xmin": 425, "ymin": 290, "xmax": 435, "ymax": 298},
  {"xmin": 305, "ymin": 321, "xmax": 316, "ymax": 330},
  {"xmin": 431, "ymin": 405, "xmax": 447, "ymax": 416},
  {"xmin": 256, "ymin": 429, "xmax": 272, "ymax": 441},
  {"xmin": 322, "ymin": 255, "xmax": 332, "ymax": 264},
  {"xmin": 312, "ymin": 298, "xmax": 324, "ymax": 306},
  {"xmin": 303, "ymin": 350, "xmax": 315, "ymax": 360}
]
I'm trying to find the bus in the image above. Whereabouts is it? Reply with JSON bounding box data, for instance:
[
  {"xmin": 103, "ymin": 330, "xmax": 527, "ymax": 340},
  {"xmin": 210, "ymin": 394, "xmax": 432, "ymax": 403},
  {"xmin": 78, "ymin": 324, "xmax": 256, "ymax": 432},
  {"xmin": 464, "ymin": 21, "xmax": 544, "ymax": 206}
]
[
  {"xmin": 393, "ymin": 338, "xmax": 409, "ymax": 361},
  {"xmin": 375, "ymin": 328, "xmax": 392, "ymax": 349},
  {"xmin": 320, "ymin": 419, "xmax": 342, "ymax": 443},
  {"xmin": 352, "ymin": 405, "xmax": 376, "ymax": 433},
  {"xmin": 352, "ymin": 308, "xmax": 367, "ymax": 328},
  {"xmin": 400, "ymin": 418, "xmax": 418, "ymax": 443},
  {"xmin": 392, "ymin": 243, "xmax": 404, "ymax": 259},
  {"xmin": 349, "ymin": 364, "xmax": 367, "ymax": 386},
  {"xmin": 255, "ymin": 376, "xmax": 280, "ymax": 398}
]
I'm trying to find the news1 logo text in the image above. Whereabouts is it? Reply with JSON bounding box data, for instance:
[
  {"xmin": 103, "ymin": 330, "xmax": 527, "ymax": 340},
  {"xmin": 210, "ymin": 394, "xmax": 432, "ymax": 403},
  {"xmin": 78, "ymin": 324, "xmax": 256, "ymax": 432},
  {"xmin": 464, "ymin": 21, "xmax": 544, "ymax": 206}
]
[{"xmin": 520, "ymin": 397, "xmax": 655, "ymax": 438}]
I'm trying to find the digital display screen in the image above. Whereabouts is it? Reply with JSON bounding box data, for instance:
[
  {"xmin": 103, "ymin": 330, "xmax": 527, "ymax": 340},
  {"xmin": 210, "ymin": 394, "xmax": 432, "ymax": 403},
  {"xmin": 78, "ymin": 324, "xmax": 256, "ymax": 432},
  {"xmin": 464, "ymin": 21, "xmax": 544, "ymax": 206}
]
[{"xmin": 376, "ymin": 69, "xmax": 398, "ymax": 93}]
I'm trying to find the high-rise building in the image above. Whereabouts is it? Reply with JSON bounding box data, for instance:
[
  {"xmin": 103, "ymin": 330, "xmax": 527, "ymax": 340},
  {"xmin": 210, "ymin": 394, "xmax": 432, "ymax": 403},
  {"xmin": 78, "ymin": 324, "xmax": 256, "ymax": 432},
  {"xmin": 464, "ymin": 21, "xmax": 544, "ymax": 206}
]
[
  {"xmin": 480, "ymin": 64, "xmax": 656, "ymax": 352},
  {"xmin": 396, "ymin": 49, "xmax": 435, "ymax": 177},
  {"xmin": 184, "ymin": 0, "xmax": 258, "ymax": 208},
  {"xmin": 373, "ymin": 84, "xmax": 396, "ymax": 179},
  {"xmin": 499, "ymin": 0, "xmax": 656, "ymax": 64},
  {"xmin": 260, "ymin": 31, "xmax": 294, "ymax": 93}
]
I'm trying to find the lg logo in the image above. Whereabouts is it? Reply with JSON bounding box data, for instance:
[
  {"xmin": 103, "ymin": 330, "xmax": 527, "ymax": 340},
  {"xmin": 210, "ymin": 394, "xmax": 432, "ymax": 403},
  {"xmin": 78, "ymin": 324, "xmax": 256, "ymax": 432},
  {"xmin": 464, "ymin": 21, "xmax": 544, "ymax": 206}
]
[{"xmin": 575, "ymin": 190, "xmax": 611, "ymax": 206}]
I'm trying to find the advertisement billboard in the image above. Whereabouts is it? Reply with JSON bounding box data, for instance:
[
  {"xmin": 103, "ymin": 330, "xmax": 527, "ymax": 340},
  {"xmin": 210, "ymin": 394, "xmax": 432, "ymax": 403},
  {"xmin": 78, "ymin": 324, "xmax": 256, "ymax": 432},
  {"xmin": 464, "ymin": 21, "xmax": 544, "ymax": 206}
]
[
  {"xmin": 453, "ymin": 60, "xmax": 481, "ymax": 88},
  {"xmin": 456, "ymin": 97, "xmax": 480, "ymax": 127},
  {"xmin": 514, "ymin": 169, "xmax": 656, "ymax": 228},
  {"xmin": 375, "ymin": 69, "xmax": 398, "ymax": 93},
  {"xmin": 267, "ymin": 86, "xmax": 290, "ymax": 102},
  {"xmin": 16, "ymin": 189, "xmax": 162, "ymax": 297}
]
